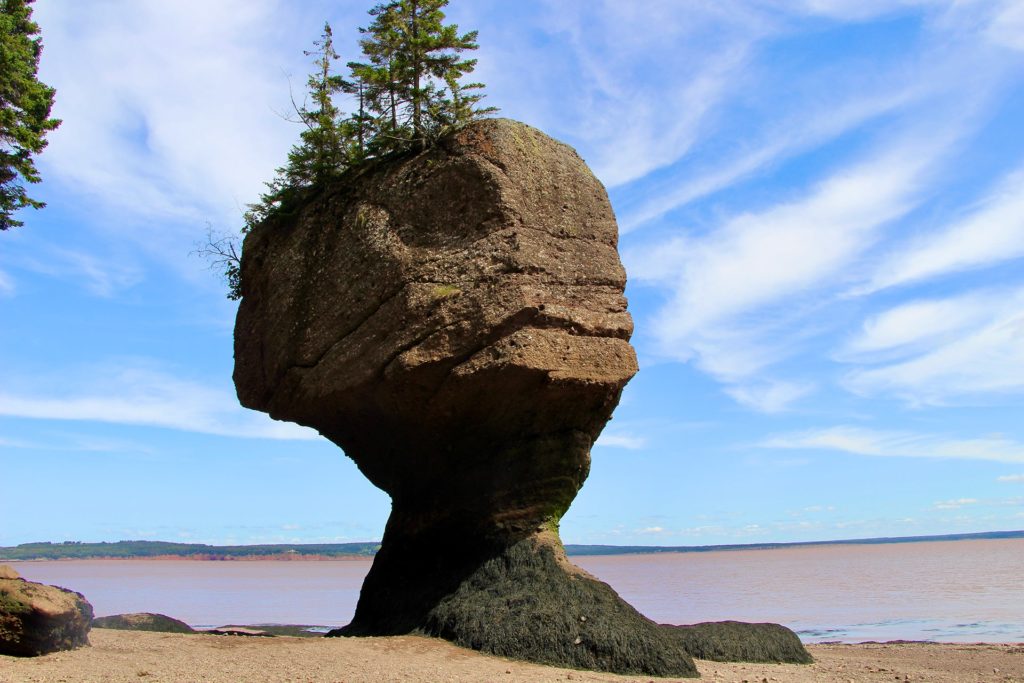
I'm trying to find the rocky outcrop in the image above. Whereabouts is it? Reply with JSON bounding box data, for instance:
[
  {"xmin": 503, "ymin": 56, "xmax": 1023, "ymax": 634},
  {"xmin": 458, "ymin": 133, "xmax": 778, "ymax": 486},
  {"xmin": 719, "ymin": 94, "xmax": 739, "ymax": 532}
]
[
  {"xmin": 0, "ymin": 569, "xmax": 92, "ymax": 657},
  {"xmin": 233, "ymin": 118, "xmax": 700, "ymax": 675},
  {"xmin": 93, "ymin": 612, "xmax": 194, "ymax": 634},
  {"xmin": 664, "ymin": 621, "xmax": 812, "ymax": 663}
]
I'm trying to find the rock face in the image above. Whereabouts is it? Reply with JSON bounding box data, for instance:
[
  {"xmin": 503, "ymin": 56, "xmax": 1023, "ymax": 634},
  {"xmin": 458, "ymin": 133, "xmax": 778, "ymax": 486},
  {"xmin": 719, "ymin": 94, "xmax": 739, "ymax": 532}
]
[
  {"xmin": 93, "ymin": 613, "xmax": 195, "ymax": 634},
  {"xmin": 0, "ymin": 572, "xmax": 93, "ymax": 657},
  {"xmin": 234, "ymin": 118, "xmax": 698, "ymax": 675},
  {"xmin": 665, "ymin": 621, "xmax": 813, "ymax": 664}
]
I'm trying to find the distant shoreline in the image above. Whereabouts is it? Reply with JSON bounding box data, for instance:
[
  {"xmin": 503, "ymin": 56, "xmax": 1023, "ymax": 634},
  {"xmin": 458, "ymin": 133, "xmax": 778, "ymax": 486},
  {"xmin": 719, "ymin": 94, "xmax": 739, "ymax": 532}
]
[{"xmin": 2, "ymin": 529, "xmax": 1021, "ymax": 561}]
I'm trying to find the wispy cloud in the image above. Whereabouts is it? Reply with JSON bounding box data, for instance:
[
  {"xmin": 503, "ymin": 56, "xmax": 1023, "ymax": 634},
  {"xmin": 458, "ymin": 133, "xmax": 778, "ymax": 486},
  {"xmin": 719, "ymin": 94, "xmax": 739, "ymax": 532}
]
[
  {"xmin": 512, "ymin": 0, "xmax": 775, "ymax": 188},
  {"xmin": 842, "ymin": 295, "xmax": 1024, "ymax": 405},
  {"xmin": 0, "ymin": 269, "xmax": 14, "ymax": 297},
  {"xmin": 618, "ymin": 73, "xmax": 934, "ymax": 233},
  {"xmin": 10, "ymin": 247, "xmax": 143, "ymax": 297},
  {"xmin": 626, "ymin": 130, "xmax": 952, "ymax": 408},
  {"xmin": 933, "ymin": 497, "xmax": 978, "ymax": 510},
  {"xmin": 998, "ymin": 474, "xmax": 1024, "ymax": 483},
  {"xmin": 0, "ymin": 433, "xmax": 153, "ymax": 454},
  {"xmin": 724, "ymin": 381, "xmax": 816, "ymax": 414},
  {"xmin": 0, "ymin": 362, "xmax": 319, "ymax": 441},
  {"xmin": 839, "ymin": 291, "xmax": 999, "ymax": 359},
  {"xmin": 594, "ymin": 432, "xmax": 648, "ymax": 450},
  {"xmin": 762, "ymin": 426, "xmax": 1024, "ymax": 464},
  {"xmin": 860, "ymin": 165, "xmax": 1024, "ymax": 294}
]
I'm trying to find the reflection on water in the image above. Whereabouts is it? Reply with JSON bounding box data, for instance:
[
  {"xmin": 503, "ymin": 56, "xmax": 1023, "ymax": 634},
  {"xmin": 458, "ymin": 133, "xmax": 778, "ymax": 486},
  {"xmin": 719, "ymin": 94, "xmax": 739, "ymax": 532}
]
[{"xmin": 11, "ymin": 538, "xmax": 1024, "ymax": 642}]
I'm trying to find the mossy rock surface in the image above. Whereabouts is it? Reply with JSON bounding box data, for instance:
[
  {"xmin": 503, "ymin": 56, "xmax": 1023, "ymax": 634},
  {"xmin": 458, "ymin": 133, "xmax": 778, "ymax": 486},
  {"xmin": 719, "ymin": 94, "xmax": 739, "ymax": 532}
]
[
  {"xmin": 331, "ymin": 532, "xmax": 698, "ymax": 678},
  {"xmin": 0, "ymin": 578, "xmax": 92, "ymax": 657},
  {"xmin": 662, "ymin": 620, "xmax": 813, "ymax": 664},
  {"xmin": 93, "ymin": 612, "xmax": 194, "ymax": 634}
]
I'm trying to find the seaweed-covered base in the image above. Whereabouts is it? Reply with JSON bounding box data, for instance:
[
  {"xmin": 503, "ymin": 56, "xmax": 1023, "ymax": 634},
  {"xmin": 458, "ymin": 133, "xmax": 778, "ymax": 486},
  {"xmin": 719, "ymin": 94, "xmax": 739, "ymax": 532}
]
[
  {"xmin": 92, "ymin": 613, "xmax": 195, "ymax": 634},
  {"xmin": 664, "ymin": 621, "xmax": 813, "ymax": 664},
  {"xmin": 329, "ymin": 531, "xmax": 699, "ymax": 677}
]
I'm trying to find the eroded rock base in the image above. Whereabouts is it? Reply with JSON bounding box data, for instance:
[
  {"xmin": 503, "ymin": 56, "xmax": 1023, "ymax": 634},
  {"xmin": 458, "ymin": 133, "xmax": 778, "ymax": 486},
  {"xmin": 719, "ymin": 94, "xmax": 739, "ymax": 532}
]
[{"xmin": 329, "ymin": 532, "xmax": 699, "ymax": 677}]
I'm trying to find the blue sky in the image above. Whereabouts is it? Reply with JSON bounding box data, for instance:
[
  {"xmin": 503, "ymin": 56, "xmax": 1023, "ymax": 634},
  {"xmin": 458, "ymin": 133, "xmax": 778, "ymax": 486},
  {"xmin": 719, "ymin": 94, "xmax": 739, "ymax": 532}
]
[{"xmin": 2, "ymin": 0, "xmax": 1024, "ymax": 547}]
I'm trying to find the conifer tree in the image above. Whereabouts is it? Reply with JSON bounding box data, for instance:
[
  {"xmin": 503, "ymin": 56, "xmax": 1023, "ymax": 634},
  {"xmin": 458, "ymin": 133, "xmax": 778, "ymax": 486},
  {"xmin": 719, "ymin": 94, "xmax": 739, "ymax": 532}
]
[
  {"xmin": 0, "ymin": 0, "xmax": 60, "ymax": 230},
  {"xmin": 356, "ymin": 0, "xmax": 491, "ymax": 149},
  {"xmin": 285, "ymin": 22, "xmax": 350, "ymax": 187},
  {"xmin": 200, "ymin": 1, "xmax": 496, "ymax": 299}
]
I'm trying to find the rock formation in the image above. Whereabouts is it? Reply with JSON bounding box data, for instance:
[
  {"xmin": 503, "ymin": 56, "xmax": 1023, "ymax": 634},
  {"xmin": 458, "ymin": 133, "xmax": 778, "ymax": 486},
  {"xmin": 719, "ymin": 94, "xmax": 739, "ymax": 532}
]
[
  {"xmin": 0, "ymin": 567, "xmax": 93, "ymax": 656},
  {"xmin": 665, "ymin": 621, "xmax": 813, "ymax": 664},
  {"xmin": 93, "ymin": 612, "xmax": 195, "ymax": 634},
  {"xmin": 234, "ymin": 118, "xmax": 807, "ymax": 675}
]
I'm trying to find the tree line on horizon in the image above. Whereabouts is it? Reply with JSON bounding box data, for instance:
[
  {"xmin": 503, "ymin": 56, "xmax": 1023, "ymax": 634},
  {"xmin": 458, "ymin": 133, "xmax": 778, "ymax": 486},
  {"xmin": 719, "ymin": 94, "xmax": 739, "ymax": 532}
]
[{"xmin": 200, "ymin": 0, "xmax": 495, "ymax": 299}]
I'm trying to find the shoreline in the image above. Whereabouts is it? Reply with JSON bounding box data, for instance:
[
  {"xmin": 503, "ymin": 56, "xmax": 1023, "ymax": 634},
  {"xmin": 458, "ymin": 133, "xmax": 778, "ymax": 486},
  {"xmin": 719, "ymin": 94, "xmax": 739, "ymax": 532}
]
[{"xmin": 1, "ymin": 630, "xmax": 1020, "ymax": 682}]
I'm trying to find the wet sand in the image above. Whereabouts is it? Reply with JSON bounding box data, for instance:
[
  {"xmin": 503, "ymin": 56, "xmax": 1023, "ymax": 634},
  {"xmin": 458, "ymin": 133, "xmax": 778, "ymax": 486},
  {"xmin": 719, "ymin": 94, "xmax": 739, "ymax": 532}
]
[{"xmin": 1, "ymin": 629, "xmax": 1022, "ymax": 682}]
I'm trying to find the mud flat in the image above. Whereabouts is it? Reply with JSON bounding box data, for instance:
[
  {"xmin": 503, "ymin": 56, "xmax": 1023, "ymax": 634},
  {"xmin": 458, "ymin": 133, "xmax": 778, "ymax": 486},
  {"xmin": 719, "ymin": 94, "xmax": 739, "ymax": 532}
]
[{"xmin": 1, "ymin": 629, "xmax": 1022, "ymax": 682}]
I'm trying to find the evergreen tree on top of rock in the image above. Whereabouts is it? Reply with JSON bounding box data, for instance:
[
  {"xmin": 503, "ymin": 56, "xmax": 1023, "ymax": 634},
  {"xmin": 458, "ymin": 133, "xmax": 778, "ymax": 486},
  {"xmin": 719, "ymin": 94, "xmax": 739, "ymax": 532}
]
[
  {"xmin": 202, "ymin": 0, "xmax": 494, "ymax": 299},
  {"xmin": 352, "ymin": 0, "xmax": 492, "ymax": 150}
]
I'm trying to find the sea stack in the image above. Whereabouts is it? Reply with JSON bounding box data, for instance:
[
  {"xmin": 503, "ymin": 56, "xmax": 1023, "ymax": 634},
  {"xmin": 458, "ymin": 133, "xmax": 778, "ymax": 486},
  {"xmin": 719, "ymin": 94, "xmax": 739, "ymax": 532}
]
[{"xmin": 233, "ymin": 118, "xmax": 691, "ymax": 675}]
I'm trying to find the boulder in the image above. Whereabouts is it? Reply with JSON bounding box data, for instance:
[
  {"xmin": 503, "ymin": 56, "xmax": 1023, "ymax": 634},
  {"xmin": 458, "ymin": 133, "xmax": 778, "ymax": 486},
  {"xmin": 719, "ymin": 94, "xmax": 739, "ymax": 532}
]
[
  {"xmin": 93, "ymin": 612, "xmax": 194, "ymax": 634},
  {"xmin": 663, "ymin": 621, "xmax": 813, "ymax": 663},
  {"xmin": 234, "ymin": 118, "xmax": 696, "ymax": 675},
  {"xmin": 0, "ymin": 575, "xmax": 92, "ymax": 657}
]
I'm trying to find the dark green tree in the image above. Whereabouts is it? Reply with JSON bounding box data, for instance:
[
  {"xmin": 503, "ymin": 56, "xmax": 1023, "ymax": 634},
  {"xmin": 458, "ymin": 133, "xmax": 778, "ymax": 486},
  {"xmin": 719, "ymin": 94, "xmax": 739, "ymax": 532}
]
[
  {"xmin": 284, "ymin": 22, "xmax": 351, "ymax": 187},
  {"xmin": 0, "ymin": 0, "xmax": 60, "ymax": 230},
  {"xmin": 356, "ymin": 0, "xmax": 492, "ymax": 149},
  {"xmin": 200, "ymin": 1, "xmax": 496, "ymax": 299}
]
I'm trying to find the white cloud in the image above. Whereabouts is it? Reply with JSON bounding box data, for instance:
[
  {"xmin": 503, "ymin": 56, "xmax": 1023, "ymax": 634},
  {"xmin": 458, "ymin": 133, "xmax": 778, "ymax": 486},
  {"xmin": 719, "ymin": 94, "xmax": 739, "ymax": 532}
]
[
  {"xmin": 861, "ymin": 165, "xmax": 1024, "ymax": 293},
  {"xmin": 933, "ymin": 498, "xmax": 978, "ymax": 510},
  {"xmin": 762, "ymin": 426, "xmax": 1024, "ymax": 464},
  {"xmin": 625, "ymin": 131, "xmax": 950, "ymax": 408},
  {"xmin": 0, "ymin": 363, "xmax": 319, "ymax": 441},
  {"xmin": 724, "ymin": 380, "xmax": 815, "ymax": 414},
  {"xmin": 11, "ymin": 247, "xmax": 143, "ymax": 297},
  {"xmin": 633, "ymin": 136, "xmax": 939, "ymax": 348},
  {"xmin": 985, "ymin": 1, "xmax": 1024, "ymax": 51},
  {"xmin": 788, "ymin": 0, "xmax": 938, "ymax": 22},
  {"xmin": 520, "ymin": 0, "xmax": 772, "ymax": 188},
  {"xmin": 843, "ymin": 304, "xmax": 1024, "ymax": 404},
  {"xmin": 840, "ymin": 290, "xmax": 1006, "ymax": 358},
  {"xmin": 638, "ymin": 526, "xmax": 666, "ymax": 535},
  {"xmin": 0, "ymin": 269, "xmax": 14, "ymax": 297},
  {"xmin": 0, "ymin": 433, "xmax": 152, "ymax": 454},
  {"xmin": 594, "ymin": 432, "xmax": 647, "ymax": 450},
  {"xmin": 618, "ymin": 66, "xmax": 935, "ymax": 233},
  {"xmin": 998, "ymin": 474, "xmax": 1024, "ymax": 483},
  {"xmin": 35, "ymin": 1, "xmax": 293, "ymax": 221}
]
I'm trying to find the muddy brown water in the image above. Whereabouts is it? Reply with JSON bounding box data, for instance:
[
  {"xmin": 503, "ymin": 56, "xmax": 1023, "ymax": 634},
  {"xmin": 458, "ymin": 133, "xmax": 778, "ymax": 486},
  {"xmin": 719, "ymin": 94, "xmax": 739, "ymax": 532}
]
[{"xmin": 10, "ymin": 538, "xmax": 1023, "ymax": 642}]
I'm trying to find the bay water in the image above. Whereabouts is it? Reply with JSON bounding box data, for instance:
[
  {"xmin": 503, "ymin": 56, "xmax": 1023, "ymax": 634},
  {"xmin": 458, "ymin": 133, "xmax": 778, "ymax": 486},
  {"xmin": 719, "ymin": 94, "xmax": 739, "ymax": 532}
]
[{"xmin": 10, "ymin": 538, "xmax": 1024, "ymax": 643}]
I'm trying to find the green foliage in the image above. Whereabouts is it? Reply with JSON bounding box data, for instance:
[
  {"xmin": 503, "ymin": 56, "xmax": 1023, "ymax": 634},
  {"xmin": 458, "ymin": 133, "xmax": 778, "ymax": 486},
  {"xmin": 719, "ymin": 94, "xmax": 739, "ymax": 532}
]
[
  {"xmin": 201, "ymin": 1, "xmax": 495, "ymax": 297},
  {"xmin": 354, "ymin": 0, "xmax": 495, "ymax": 148},
  {"xmin": 0, "ymin": 0, "xmax": 60, "ymax": 230}
]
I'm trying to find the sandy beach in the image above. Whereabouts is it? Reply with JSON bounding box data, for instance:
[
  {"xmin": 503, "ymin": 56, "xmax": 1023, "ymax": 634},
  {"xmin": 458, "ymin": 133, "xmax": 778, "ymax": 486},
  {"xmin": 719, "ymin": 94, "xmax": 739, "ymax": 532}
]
[{"xmin": 0, "ymin": 629, "xmax": 1021, "ymax": 683}]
